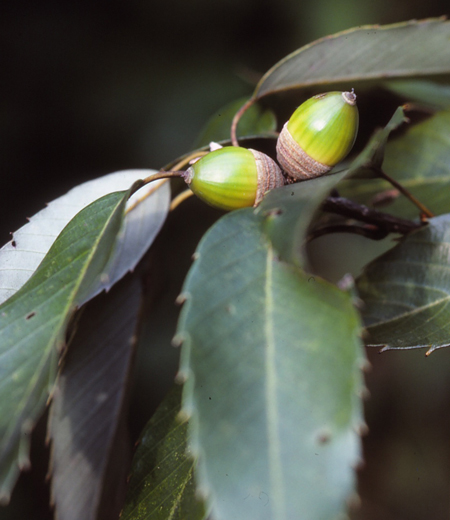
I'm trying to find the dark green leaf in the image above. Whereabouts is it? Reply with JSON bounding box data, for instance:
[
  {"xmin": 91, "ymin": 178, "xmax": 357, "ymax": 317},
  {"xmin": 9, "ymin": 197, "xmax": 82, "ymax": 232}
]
[
  {"xmin": 194, "ymin": 98, "xmax": 277, "ymax": 148},
  {"xmin": 176, "ymin": 210, "xmax": 365, "ymax": 520},
  {"xmin": 384, "ymin": 79, "xmax": 450, "ymax": 110},
  {"xmin": 0, "ymin": 171, "xmax": 170, "ymax": 306},
  {"xmin": 49, "ymin": 273, "xmax": 143, "ymax": 520},
  {"xmin": 121, "ymin": 385, "xmax": 206, "ymax": 520},
  {"xmin": 357, "ymin": 215, "xmax": 450, "ymax": 353},
  {"xmin": 0, "ymin": 189, "xmax": 132, "ymax": 502},
  {"xmin": 340, "ymin": 109, "xmax": 450, "ymax": 219},
  {"xmin": 254, "ymin": 19, "xmax": 450, "ymax": 99}
]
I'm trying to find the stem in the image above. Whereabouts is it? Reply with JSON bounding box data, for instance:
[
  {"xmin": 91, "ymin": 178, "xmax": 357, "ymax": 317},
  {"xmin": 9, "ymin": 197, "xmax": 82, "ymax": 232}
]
[
  {"xmin": 170, "ymin": 150, "xmax": 208, "ymax": 172},
  {"xmin": 307, "ymin": 224, "xmax": 390, "ymax": 243},
  {"xmin": 170, "ymin": 189, "xmax": 194, "ymax": 211},
  {"xmin": 230, "ymin": 98, "xmax": 255, "ymax": 147},
  {"xmin": 376, "ymin": 168, "xmax": 434, "ymax": 219},
  {"xmin": 141, "ymin": 170, "xmax": 184, "ymax": 186},
  {"xmin": 322, "ymin": 196, "xmax": 423, "ymax": 235}
]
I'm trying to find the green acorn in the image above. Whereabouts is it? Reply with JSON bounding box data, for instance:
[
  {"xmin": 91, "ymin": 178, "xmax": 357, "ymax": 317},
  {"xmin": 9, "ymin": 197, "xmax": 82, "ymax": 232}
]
[
  {"xmin": 183, "ymin": 146, "xmax": 285, "ymax": 211},
  {"xmin": 276, "ymin": 90, "xmax": 359, "ymax": 181}
]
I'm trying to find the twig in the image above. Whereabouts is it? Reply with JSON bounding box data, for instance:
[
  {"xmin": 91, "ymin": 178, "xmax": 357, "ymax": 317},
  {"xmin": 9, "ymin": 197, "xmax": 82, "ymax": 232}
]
[
  {"xmin": 322, "ymin": 196, "xmax": 423, "ymax": 235},
  {"xmin": 307, "ymin": 223, "xmax": 390, "ymax": 243},
  {"xmin": 375, "ymin": 168, "xmax": 434, "ymax": 219},
  {"xmin": 170, "ymin": 189, "xmax": 194, "ymax": 211}
]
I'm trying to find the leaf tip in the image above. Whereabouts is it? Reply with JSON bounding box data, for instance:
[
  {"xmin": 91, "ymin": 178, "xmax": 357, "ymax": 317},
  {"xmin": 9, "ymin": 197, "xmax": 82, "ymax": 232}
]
[
  {"xmin": 18, "ymin": 456, "xmax": 31, "ymax": 471},
  {"xmin": 176, "ymin": 409, "xmax": 190, "ymax": 423},
  {"xmin": 172, "ymin": 333, "xmax": 186, "ymax": 348},
  {"xmin": 194, "ymin": 483, "xmax": 211, "ymax": 503},
  {"xmin": 0, "ymin": 492, "xmax": 11, "ymax": 506},
  {"xmin": 354, "ymin": 422, "xmax": 369, "ymax": 437},
  {"xmin": 425, "ymin": 345, "xmax": 438, "ymax": 356},
  {"xmin": 175, "ymin": 292, "xmax": 189, "ymax": 305},
  {"xmin": 357, "ymin": 386, "xmax": 371, "ymax": 400},
  {"xmin": 175, "ymin": 368, "xmax": 189, "ymax": 383},
  {"xmin": 359, "ymin": 358, "xmax": 372, "ymax": 372},
  {"xmin": 346, "ymin": 491, "xmax": 362, "ymax": 510}
]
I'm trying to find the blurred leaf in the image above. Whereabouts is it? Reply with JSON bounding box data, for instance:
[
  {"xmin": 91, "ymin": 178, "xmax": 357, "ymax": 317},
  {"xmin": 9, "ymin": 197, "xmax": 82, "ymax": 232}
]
[
  {"xmin": 121, "ymin": 384, "xmax": 206, "ymax": 520},
  {"xmin": 194, "ymin": 98, "xmax": 277, "ymax": 148},
  {"xmin": 176, "ymin": 210, "xmax": 365, "ymax": 520},
  {"xmin": 258, "ymin": 106, "xmax": 406, "ymax": 266},
  {"xmin": 0, "ymin": 189, "xmax": 132, "ymax": 502},
  {"xmin": 49, "ymin": 273, "xmax": 142, "ymax": 520},
  {"xmin": 254, "ymin": 19, "xmax": 450, "ymax": 99},
  {"xmin": 384, "ymin": 79, "xmax": 450, "ymax": 109},
  {"xmin": 339, "ymin": 109, "xmax": 450, "ymax": 219},
  {"xmin": 357, "ymin": 214, "xmax": 450, "ymax": 353},
  {"xmin": 0, "ymin": 171, "xmax": 170, "ymax": 306}
]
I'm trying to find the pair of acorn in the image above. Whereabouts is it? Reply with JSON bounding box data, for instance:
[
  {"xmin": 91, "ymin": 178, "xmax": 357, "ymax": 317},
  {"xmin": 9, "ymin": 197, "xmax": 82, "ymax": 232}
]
[{"xmin": 179, "ymin": 91, "xmax": 359, "ymax": 211}]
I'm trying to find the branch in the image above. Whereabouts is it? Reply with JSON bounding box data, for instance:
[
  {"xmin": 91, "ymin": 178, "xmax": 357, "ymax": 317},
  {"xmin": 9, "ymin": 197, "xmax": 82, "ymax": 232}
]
[
  {"xmin": 322, "ymin": 196, "xmax": 423, "ymax": 235},
  {"xmin": 307, "ymin": 223, "xmax": 390, "ymax": 243}
]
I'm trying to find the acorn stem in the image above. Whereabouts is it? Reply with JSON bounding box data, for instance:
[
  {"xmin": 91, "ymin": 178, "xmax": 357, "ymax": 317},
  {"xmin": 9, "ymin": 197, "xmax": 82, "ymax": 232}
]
[
  {"xmin": 141, "ymin": 170, "xmax": 185, "ymax": 186},
  {"xmin": 230, "ymin": 98, "xmax": 255, "ymax": 147},
  {"xmin": 377, "ymin": 169, "xmax": 435, "ymax": 219},
  {"xmin": 170, "ymin": 189, "xmax": 194, "ymax": 211},
  {"xmin": 169, "ymin": 150, "xmax": 208, "ymax": 172},
  {"xmin": 322, "ymin": 196, "xmax": 424, "ymax": 235}
]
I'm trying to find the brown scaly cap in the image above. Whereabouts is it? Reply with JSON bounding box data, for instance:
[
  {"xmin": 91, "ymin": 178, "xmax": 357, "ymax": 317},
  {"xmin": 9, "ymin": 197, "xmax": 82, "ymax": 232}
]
[
  {"xmin": 249, "ymin": 149, "xmax": 286, "ymax": 206},
  {"xmin": 276, "ymin": 123, "xmax": 331, "ymax": 182}
]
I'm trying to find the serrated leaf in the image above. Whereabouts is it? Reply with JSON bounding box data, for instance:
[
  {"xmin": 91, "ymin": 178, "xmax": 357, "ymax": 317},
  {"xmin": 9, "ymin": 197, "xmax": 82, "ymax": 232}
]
[
  {"xmin": 0, "ymin": 170, "xmax": 170, "ymax": 306},
  {"xmin": 340, "ymin": 109, "xmax": 450, "ymax": 219},
  {"xmin": 176, "ymin": 210, "xmax": 365, "ymax": 520},
  {"xmin": 121, "ymin": 384, "xmax": 206, "ymax": 520},
  {"xmin": 0, "ymin": 189, "xmax": 132, "ymax": 502},
  {"xmin": 194, "ymin": 98, "xmax": 277, "ymax": 149},
  {"xmin": 49, "ymin": 273, "xmax": 142, "ymax": 520},
  {"xmin": 253, "ymin": 19, "xmax": 450, "ymax": 99},
  {"xmin": 384, "ymin": 79, "xmax": 450, "ymax": 110},
  {"xmin": 357, "ymin": 214, "xmax": 450, "ymax": 353}
]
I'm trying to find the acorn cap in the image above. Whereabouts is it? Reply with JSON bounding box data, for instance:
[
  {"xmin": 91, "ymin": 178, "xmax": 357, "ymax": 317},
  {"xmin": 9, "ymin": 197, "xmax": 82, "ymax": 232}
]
[
  {"xmin": 184, "ymin": 146, "xmax": 285, "ymax": 211},
  {"xmin": 276, "ymin": 91, "xmax": 359, "ymax": 181}
]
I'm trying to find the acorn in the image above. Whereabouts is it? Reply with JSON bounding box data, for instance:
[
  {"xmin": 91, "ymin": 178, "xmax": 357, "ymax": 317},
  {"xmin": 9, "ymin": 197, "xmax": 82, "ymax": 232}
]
[
  {"xmin": 182, "ymin": 146, "xmax": 285, "ymax": 211},
  {"xmin": 276, "ymin": 90, "xmax": 359, "ymax": 182}
]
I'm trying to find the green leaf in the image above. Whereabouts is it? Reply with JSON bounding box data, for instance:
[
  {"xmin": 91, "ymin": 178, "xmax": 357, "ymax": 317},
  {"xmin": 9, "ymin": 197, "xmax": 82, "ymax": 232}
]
[
  {"xmin": 0, "ymin": 189, "xmax": 132, "ymax": 502},
  {"xmin": 357, "ymin": 214, "xmax": 450, "ymax": 353},
  {"xmin": 384, "ymin": 79, "xmax": 450, "ymax": 110},
  {"xmin": 348, "ymin": 106, "xmax": 408, "ymax": 177},
  {"xmin": 339, "ymin": 109, "xmax": 450, "ymax": 219},
  {"xmin": 194, "ymin": 98, "xmax": 277, "ymax": 149},
  {"xmin": 121, "ymin": 384, "xmax": 206, "ymax": 520},
  {"xmin": 253, "ymin": 19, "xmax": 450, "ymax": 99},
  {"xmin": 0, "ymin": 170, "xmax": 170, "ymax": 306},
  {"xmin": 49, "ymin": 273, "xmax": 143, "ymax": 520},
  {"xmin": 176, "ymin": 210, "xmax": 365, "ymax": 520}
]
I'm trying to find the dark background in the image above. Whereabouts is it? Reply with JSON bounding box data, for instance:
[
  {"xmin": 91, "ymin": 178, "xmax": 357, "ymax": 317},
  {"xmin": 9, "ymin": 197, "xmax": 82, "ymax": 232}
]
[{"xmin": 1, "ymin": 1, "xmax": 450, "ymax": 519}]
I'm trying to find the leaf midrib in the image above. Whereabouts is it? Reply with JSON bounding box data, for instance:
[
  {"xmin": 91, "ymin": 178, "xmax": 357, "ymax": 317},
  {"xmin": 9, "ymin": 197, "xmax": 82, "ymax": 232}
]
[
  {"xmin": 264, "ymin": 245, "xmax": 286, "ymax": 520},
  {"xmin": 0, "ymin": 193, "xmax": 126, "ymax": 462}
]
